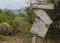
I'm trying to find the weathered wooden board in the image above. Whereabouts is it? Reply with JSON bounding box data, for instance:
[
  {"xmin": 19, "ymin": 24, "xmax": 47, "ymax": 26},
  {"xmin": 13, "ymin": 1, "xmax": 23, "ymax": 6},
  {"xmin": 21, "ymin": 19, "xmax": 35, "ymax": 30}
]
[
  {"xmin": 30, "ymin": 10, "xmax": 53, "ymax": 38},
  {"xmin": 30, "ymin": 18, "xmax": 49, "ymax": 38},
  {"xmin": 31, "ymin": 3, "xmax": 54, "ymax": 9},
  {"xmin": 33, "ymin": 10, "xmax": 53, "ymax": 25},
  {"xmin": 37, "ymin": 0, "xmax": 47, "ymax": 2}
]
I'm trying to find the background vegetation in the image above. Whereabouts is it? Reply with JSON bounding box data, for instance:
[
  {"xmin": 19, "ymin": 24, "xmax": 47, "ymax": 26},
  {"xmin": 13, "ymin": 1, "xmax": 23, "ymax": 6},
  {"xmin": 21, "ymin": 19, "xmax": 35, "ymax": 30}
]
[
  {"xmin": 0, "ymin": 0, "xmax": 60, "ymax": 41},
  {"xmin": 0, "ymin": 8, "xmax": 36, "ymax": 39},
  {"xmin": 46, "ymin": 0, "xmax": 60, "ymax": 39}
]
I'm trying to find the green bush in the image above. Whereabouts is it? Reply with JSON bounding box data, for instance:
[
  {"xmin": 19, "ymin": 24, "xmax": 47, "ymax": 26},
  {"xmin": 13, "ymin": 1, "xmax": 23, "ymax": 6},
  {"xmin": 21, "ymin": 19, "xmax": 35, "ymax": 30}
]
[
  {"xmin": 46, "ymin": 0, "xmax": 60, "ymax": 39},
  {"xmin": 0, "ymin": 22, "xmax": 13, "ymax": 36},
  {"xmin": 10, "ymin": 14, "xmax": 33, "ymax": 37}
]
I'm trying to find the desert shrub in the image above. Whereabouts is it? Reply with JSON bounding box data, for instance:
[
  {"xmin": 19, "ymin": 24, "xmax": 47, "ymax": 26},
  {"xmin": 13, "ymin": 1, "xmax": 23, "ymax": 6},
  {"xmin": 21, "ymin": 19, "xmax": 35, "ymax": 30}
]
[
  {"xmin": 10, "ymin": 14, "xmax": 33, "ymax": 37},
  {"xmin": 0, "ymin": 8, "xmax": 35, "ymax": 38},
  {"xmin": 0, "ymin": 22, "xmax": 13, "ymax": 36}
]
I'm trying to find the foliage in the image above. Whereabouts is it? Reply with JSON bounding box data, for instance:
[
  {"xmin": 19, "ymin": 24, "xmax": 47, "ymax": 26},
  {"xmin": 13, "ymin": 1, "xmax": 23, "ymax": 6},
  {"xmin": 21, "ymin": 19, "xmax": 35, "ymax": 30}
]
[
  {"xmin": 0, "ymin": 8, "xmax": 35, "ymax": 38},
  {"xmin": 47, "ymin": 0, "xmax": 54, "ymax": 3},
  {"xmin": 0, "ymin": 22, "xmax": 13, "ymax": 36},
  {"xmin": 0, "ymin": 0, "xmax": 60, "ymax": 39},
  {"xmin": 25, "ymin": 8, "xmax": 36, "ymax": 24},
  {"xmin": 46, "ymin": 0, "xmax": 60, "ymax": 39},
  {"xmin": 0, "ymin": 10, "xmax": 15, "ymax": 23},
  {"xmin": 11, "ymin": 11, "xmax": 34, "ymax": 37}
]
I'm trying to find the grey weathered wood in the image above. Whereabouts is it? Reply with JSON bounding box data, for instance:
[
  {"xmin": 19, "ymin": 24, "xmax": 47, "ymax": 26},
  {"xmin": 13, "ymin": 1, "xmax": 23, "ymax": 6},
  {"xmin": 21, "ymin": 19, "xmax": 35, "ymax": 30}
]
[
  {"xmin": 37, "ymin": 0, "xmax": 48, "ymax": 2},
  {"xmin": 30, "ymin": 18, "xmax": 49, "ymax": 38},
  {"xmin": 30, "ymin": 0, "xmax": 54, "ymax": 43},
  {"xmin": 30, "ymin": 10, "xmax": 53, "ymax": 38},
  {"xmin": 31, "ymin": 3, "xmax": 54, "ymax": 9},
  {"xmin": 32, "ymin": 35, "xmax": 37, "ymax": 43},
  {"xmin": 30, "ymin": 0, "xmax": 54, "ymax": 38},
  {"xmin": 33, "ymin": 10, "xmax": 53, "ymax": 25}
]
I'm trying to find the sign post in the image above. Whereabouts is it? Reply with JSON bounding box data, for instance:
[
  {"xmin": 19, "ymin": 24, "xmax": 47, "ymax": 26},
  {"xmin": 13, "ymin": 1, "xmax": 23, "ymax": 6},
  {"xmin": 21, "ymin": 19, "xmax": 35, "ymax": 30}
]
[{"xmin": 30, "ymin": 0, "xmax": 54, "ymax": 43}]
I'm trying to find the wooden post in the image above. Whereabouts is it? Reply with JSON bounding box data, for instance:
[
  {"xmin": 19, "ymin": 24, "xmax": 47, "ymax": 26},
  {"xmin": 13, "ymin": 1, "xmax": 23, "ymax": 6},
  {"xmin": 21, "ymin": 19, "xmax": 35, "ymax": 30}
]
[
  {"xmin": 30, "ymin": 0, "xmax": 54, "ymax": 43},
  {"xmin": 32, "ymin": 35, "xmax": 37, "ymax": 43}
]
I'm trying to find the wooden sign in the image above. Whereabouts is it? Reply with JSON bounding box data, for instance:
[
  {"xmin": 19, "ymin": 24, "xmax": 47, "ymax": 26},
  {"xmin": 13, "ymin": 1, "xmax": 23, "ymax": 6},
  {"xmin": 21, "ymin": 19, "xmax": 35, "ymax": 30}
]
[
  {"xmin": 31, "ymin": 3, "xmax": 54, "ymax": 9},
  {"xmin": 33, "ymin": 10, "xmax": 53, "ymax": 25},
  {"xmin": 30, "ymin": 18, "xmax": 49, "ymax": 38},
  {"xmin": 30, "ymin": 10, "xmax": 53, "ymax": 38},
  {"xmin": 37, "ymin": 0, "xmax": 47, "ymax": 2}
]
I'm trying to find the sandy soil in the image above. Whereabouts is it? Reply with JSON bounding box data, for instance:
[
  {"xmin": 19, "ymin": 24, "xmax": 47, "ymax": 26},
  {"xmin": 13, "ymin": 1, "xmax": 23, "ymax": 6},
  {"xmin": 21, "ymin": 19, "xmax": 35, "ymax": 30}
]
[{"xmin": 1, "ymin": 36, "xmax": 32, "ymax": 43}]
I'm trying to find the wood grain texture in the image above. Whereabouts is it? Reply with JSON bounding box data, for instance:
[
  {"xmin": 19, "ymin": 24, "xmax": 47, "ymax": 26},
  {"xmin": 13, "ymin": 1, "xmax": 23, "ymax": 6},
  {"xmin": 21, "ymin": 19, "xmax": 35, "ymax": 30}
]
[{"xmin": 30, "ymin": 10, "xmax": 53, "ymax": 38}]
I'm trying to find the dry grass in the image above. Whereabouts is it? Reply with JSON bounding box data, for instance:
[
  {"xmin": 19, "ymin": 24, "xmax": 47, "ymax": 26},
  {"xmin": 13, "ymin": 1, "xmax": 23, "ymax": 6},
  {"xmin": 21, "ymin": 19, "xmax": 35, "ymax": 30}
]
[{"xmin": 0, "ymin": 36, "xmax": 32, "ymax": 43}]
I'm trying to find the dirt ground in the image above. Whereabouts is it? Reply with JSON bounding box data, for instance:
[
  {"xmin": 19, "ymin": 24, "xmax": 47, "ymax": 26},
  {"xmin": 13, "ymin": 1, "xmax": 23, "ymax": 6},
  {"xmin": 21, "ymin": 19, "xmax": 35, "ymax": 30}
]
[
  {"xmin": 1, "ymin": 36, "xmax": 60, "ymax": 43},
  {"xmin": 0, "ymin": 36, "xmax": 32, "ymax": 43}
]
